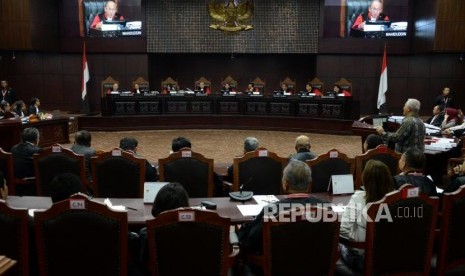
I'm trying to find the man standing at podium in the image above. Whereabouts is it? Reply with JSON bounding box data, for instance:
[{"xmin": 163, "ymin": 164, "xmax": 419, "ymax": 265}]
[
  {"xmin": 90, "ymin": 0, "xmax": 124, "ymax": 30},
  {"xmin": 376, "ymin": 98, "xmax": 425, "ymax": 153}
]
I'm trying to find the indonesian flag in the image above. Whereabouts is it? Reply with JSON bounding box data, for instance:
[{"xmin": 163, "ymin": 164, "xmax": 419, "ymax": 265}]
[
  {"xmin": 377, "ymin": 46, "xmax": 387, "ymax": 109},
  {"xmin": 81, "ymin": 43, "xmax": 90, "ymax": 100}
]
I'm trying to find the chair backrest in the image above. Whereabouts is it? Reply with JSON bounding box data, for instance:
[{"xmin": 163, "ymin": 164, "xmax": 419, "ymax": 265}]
[
  {"xmin": 346, "ymin": 0, "xmax": 371, "ymax": 37},
  {"xmin": 437, "ymin": 185, "xmax": 465, "ymax": 275},
  {"xmin": 354, "ymin": 145, "xmax": 401, "ymax": 189},
  {"xmin": 0, "ymin": 147, "xmax": 15, "ymax": 194},
  {"xmin": 158, "ymin": 148, "xmax": 214, "ymax": 198},
  {"xmin": 309, "ymin": 77, "xmax": 324, "ymax": 93},
  {"xmin": 0, "ymin": 201, "xmax": 29, "ymax": 276},
  {"xmin": 91, "ymin": 148, "xmax": 146, "ymax": 198},
  {"xmin": 262, "ymin": 207, "xmax": 340, "ymax": 275},
  {"xmin": 306, "ymin": 149, "xmax": 355, "ymax": 193},
  {"xmin": 221, "ymin": 75, "xmax": 238, "ymax": 90},
  {"xmin": 233, "ymin": 148, "xmax": 288, "ymax": 195},
  {"xmin": 194, "ymin": 77, "xmax": 211, "ymax": 89},
  {"xmin": 132, "ymin": 76, "xmax": 150, "ymax": 92},
  {"xmin": 34, "ymin": 194, "xmax": 128, "ymax": 276},
  {"xmin": 33, "ymin": 144, "xmax": 87, "ymax": 196},
  {"xmin": 250, "ymin": 77, "xmax": 266, "ymax": 94},
  {"xmin": 280, "ymin": 77, "xmax": 296, "ymax": 93},
  {"xmin": 101, "ymin": 76, "xmax": 119, "ymax": 97},
  {"xmin": 146, "ymin": 208, "xmax": 231, "ymax": 276},
  {"xmin": 364, "ymin": 188, "xmax": 439, "ymax": 275},
  {"xmin": 161, "ymin": 77, "xmax": 179, "ymax": 93}
]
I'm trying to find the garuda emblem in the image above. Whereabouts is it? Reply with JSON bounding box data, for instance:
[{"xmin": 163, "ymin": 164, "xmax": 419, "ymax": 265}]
[{"xmin": 208, "ymin": 0, "xmax": 254, "ymax": 32}]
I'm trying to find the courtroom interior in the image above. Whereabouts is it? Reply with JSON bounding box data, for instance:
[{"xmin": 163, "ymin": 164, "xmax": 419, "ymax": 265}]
[{"xmin": 1, "ymin": 0, "xmax": 465, "ymax": 275}]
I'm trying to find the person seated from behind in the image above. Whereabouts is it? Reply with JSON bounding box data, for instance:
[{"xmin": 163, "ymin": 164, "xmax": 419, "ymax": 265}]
[
  {"xmin": 425, "ymin": 105, "xmax": 445, "ymax": 128},
  {"xmin": 90, "ymin": 0, "xmax": 124, "ymax": 30},
  {"xmin": 138, "ymin": 182, "xmax": 189, "ymax": 265},
  {"xmin": 238, "ymin": 160, "xmax": 327, "ymax": 255},
  {"xmin": 70, "ymin": 130, "xmax": 97, "ymax": 182},
  {"xmin": 351, "ymin": 0, "xmax": 389, "ymax": 30},
  {"xmin": 339, "ymin": 160, "xmax": 394, "ymax": 271},
  {"xmin": 13, "ymin": 100, "xmax": 27, "ymax": 118},
  {"xmin": 28, "ymin": 97, "xmax": 40, "ymax": 115},
  {"xmin": 393, "ymin": 147, "xmax": 437, "ymax": 196},
  {"xmin": 289, "ymin": 135, "xmax": 317, "ymax": 162},
  {"xmin": 0, "ymin": 171, "xmax": 8, "ymax": 200},
  {"xmin": 440, "ymin": 108, "xmax": 460, "ymax": 130},
  {"xmin": 171, "ymin": 136, "xmax": 192, "ymax": 153},
  {"xmin": 196, "ymin": 81, "xmax": 210, "ymax": 95},
  {"xmin": 445, "ymin": 159, "xmax": 465, "ymax": 193},
  {"xmin": 11, "ymin": 127, "xmax": 41, "ymax": 188},
  {"xmin": 224, "ymin": 137, "xmax": 260, "ymax": 183},
  {"xmin": 50, "ymin": 173, "xmax": 84, "ymax": 203},
  {"xmin": 119, "ymin": 137, "xmax": 158, "ymax": 182},
  {"xmin": 363, "ymin": 133, "xmax": 385, "ymax": 152}
]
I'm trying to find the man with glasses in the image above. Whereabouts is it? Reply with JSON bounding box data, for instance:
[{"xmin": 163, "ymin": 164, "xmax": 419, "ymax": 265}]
[
  {"xmin": 351, "ymin": 0, "xmax": 389, "ymax": 29},
  {"xmin": 90, "ymin": 0, "xmax": 124, "ymax": 30}
]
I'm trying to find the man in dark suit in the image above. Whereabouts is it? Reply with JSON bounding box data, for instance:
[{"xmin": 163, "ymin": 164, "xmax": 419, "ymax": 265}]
[
  {"xmin": 28, "ymin": 97, "xmax": 40, "ymax": 115},
  {"xmin": 11, "ymin": 127, "xmax": 41, "ymax": 195},
  {"xmin": 289, "ymin": 135, "xmax": 317, "ymax": 162},
  {"xmin": 224, "ymin": 137, "xmax": 259, "ymax": 183},
  {"xmin": 425, "ymin": 105, "xmax": 445, "ymax": 127},
  {"xmin": 434, "ymin": 87, "xmax": 453, "ymax": 108},
  {"xmin": 0, "ymin": 80, "xmax": 15, "ymax": 104},
  {"xmin": 70, "ymin": 130, "xmax": 97, "ymax": 182},
  {"xmin": 119, "ymin": 137, "xmax": 158, "ymax": 182}
]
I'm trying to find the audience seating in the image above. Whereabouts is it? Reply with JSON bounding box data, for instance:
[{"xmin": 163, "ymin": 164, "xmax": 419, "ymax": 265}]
[
  {"xmin": 232, "ymin": 148, "xmax": 288, "ymax": 195},
  {"xmin": 33, "ymin": 144, "xmax": 87, "ymax": 196},
  {"xmin": 0, "ymin": 201, "xmax": 29, "ymax": 276},
  {"xmin": 435, "ymin": 185, "xmax": 465, "ymax": 275},
  {"xmin": 354, "ymin": 145, "xmax": 401, "ymax": 189},
  {"xmin": 146, "ymin": 208, "xmax": 239, "ymax": 276},
  {"xmin": 246, "ymin": 206, "xmax": 340, "ymax": 275},
  {"xmin": 158, "ymin": 148, "xmax": 214, "ymax": 198},
  {"xmin": 306, "ymin": 149, "xmax": 355, "ymax": 193},
  {"xmin": 34, "ymin": 194, "xmax": 128, "ymax": 276},
  {"xmin": 91, "ymin": 148, "xmax": 146, "ymax": 198}
]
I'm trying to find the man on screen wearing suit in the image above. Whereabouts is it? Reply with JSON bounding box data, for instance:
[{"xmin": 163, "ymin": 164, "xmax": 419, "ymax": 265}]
[
  {"xmin": 352, "ymin": 0, "xmax": 389, "ymax": 30},
  {"xmin": 90, "ymin": 0, "xmax": 124, "ymax": 30}
]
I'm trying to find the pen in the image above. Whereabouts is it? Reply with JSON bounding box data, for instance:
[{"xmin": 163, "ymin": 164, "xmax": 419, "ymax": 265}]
[{"xmin": 126, "ymin": 206, "xmax": 138, "ymax": 211}]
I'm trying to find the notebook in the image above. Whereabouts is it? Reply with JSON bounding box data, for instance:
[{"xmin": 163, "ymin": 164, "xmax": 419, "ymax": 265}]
[{"xmin": 143, "ymin": 182, "xmax": 170, "ymax": 203}]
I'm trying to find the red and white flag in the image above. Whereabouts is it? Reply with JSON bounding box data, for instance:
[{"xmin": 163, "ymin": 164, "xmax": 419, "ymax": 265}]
[
  {"xmin": 377, "ymin": 46, "xmax": 387, "ymax": 109},
  {"xmin": 81, "ymin": 43, "xmax": 90, "ymax": 101}
]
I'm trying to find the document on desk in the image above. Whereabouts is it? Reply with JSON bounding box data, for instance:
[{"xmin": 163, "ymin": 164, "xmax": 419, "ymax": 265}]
[
  {"xmin": 237, "ymin": 205, "xmax": 264, "ymax": 217},
  {"xmin": 253, "ymin": 195, "xmax": 279, "ymax": 206}
]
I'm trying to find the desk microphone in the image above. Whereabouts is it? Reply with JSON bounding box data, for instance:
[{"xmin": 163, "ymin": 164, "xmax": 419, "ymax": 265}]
[{"xmin": 229, "ymin": 177, "xmax": 253, "ymax": 201}]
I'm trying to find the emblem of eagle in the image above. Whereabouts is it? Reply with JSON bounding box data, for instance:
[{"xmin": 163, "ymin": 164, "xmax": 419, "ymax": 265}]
[{"xmin": 208, "ymin": 0, "xmax": 254, "ymax": 32}]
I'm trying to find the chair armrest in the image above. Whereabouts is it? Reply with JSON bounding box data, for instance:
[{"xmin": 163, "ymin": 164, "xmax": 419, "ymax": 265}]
[{"xmin": 339, "ymin": 236, "xmax": 366, "ymax": 250}]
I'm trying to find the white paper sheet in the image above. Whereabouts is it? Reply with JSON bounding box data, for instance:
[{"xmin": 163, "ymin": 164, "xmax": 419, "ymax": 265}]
[{"xmin": 237, "ymin": 205, "xmax": 264, "ymax": 216}]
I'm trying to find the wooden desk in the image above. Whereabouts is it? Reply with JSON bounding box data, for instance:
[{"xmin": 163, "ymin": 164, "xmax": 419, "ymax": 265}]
[
  {"xmin": 6, "ymin": 193, "xmax": 352, "ymax": 226},
  {"xmin": 0, "ymin": 117, "xmax": 69, "ymax": 151}
]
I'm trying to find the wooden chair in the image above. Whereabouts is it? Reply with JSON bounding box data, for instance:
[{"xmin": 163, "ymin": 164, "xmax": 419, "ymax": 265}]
[
  {"xmin": 233, "ymin": 148, "xmax": 288, "ymax": 195},
  {"xmin": 101, "ymin": 76, "xmax": 119, "ymax": 97},
  {"xmin": 132, "ymin": 76, "xmax": 150, "ymax": 92},
  {"xmin": 194, "ymin": 77, "xmax": 211, "ymax": 93},
  {"xmin": 91, "ymin": 148, "xmax": 146, "ymax": 198},
  {"xmin": 436, "ymin": 185, "xmax": 465, "ymax": 275},
  {"xmin": 33, "ymin": 144, "xmax": 87, "ymax": 196},
  {"xmin": 0, "ymin": 201, "xmax": 29, "ymax": 276},
  {"xmin": 78, "ymin": 0, "xmax": 111, "ymax": 37},
  {"xmin": 158, "ymin": 148, "xmax": 214, "ymax": 198},
  {"xmin": 161, "ymin": 77, "xmax": 179, "ymax": 93},
  {"xmin": 365, "ymin": 188, "xmax": 438, "ymax": 275},
  {"xmin": 250, "ymin": 77, "xmax": 266, "ymax": 94},
  {"xmin": 146, "ymin": 208, "xmax": 239, "ymax": 276},
  {"xmin": 354, "ymin": 145, "xmax": 401, "ymax": 189},
  {"xmin": 0, "ymin": 147, "xmax": 15, "ymax": 195},
  {"xmin": 334, "ymin": 77, "xmax": 352, "ymax": 95},
  {"xmin": 309, "ymin": 77, "xmax": 324, "ymax": 93},
  {"xmin": 246, "ymin": 206, "xmax": 340, "ymax": 275},
  {"xmin": 306, "ymin": 149, "xmax": 355, "ymax": 193},
  {"xmin": 280, "ymin": 77, "xmax": 296, "ymax": 93},
  {"xmin": 34, "ymin": 194, "xmax": 128, "ymax": 276},
  {"xmin": 221, "ymin": 76, "xmax": 238, "ymax": 91}
]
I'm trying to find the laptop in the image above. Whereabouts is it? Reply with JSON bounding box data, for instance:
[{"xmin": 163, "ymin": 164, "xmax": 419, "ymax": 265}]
[{"xmin": 143, "ymin": 182, "xmax": 170, "ymax": 203}]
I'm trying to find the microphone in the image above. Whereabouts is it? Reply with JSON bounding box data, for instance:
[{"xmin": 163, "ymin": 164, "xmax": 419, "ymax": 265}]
[{"xmin": 229, "ymin": 177, "xmax": 253, "ymax": 201}]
